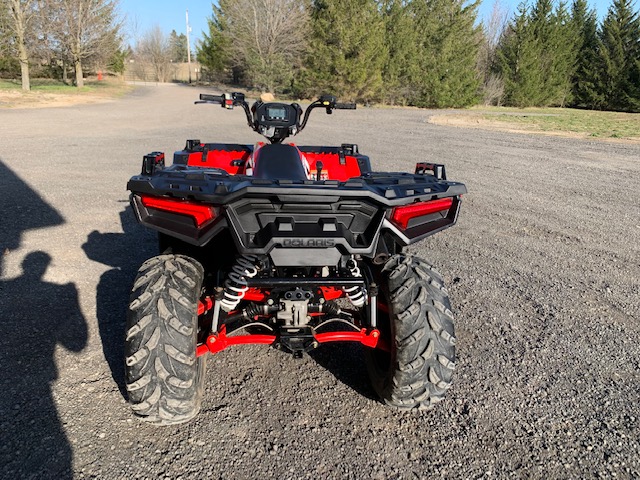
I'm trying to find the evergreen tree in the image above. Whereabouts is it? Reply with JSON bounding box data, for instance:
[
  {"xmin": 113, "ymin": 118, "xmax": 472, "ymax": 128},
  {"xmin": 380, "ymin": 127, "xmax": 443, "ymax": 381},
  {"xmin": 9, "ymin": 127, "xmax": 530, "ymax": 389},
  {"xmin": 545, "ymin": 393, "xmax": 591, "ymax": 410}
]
[
  {"xmin": 169, "ymin": 30, "xmax": 188, "ymax": 63},
  {"xmin": 548, "ymin": 2, "xmax": 578, "ymax": 106},
  {"xmin": 497, "ymin": 3, "xmax": 546, "ymax": 106},
  {"xmin": 570, "ymin": 0, "xmax": 602, "ymax": 108},
  {"xmin": 108, "ymin": 47, "xmax": 128, "ymax": 76},
  {"xmin": 497, "ymin": 0, "xmax": 581, "ymax": 107},
  {"xmin": 410, "ymin": 0, "xmax": 482, "ymax": 108},
  {"xmin": 197, "ymin": 4, "xmax": 232, "ymax": 82},
  {"xmin": 598, "ymin": 0, "xmax": 640, "ymax": 111},
  {"xmin": 529, "ymin": 0, "xmax": 577, "ymax": 106},
  {"xmin": 303, "ymin": 0, "xmax": 387, "ymax": 102},
  {"xmin": 381, "ymin": 0, "xmax": 419, "ymax": 105}
]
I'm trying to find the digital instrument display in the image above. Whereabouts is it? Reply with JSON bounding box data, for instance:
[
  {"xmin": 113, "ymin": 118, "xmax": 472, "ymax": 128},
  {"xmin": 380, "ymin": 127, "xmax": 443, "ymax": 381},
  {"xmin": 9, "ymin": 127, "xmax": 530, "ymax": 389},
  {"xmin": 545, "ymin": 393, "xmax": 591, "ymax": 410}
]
[{"xmin": 266, "ymin": 106, "xmax": 287, "ymax": 121}]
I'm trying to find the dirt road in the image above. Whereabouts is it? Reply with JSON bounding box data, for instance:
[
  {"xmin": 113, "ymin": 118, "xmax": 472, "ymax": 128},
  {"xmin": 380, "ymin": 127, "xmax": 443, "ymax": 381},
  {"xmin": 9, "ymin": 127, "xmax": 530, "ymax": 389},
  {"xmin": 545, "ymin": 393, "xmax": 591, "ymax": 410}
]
[{"xmin": 1, "ymin": 85, "xmax": 639, "ymax": 479}]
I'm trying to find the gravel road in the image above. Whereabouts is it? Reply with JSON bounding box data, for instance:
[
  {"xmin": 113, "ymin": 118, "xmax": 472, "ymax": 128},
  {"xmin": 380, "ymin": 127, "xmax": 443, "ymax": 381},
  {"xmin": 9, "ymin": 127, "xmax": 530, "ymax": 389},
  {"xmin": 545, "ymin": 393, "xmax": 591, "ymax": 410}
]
[{"xmin": 1, "ymin": 85, "xmax": 639, "ymax": 479}]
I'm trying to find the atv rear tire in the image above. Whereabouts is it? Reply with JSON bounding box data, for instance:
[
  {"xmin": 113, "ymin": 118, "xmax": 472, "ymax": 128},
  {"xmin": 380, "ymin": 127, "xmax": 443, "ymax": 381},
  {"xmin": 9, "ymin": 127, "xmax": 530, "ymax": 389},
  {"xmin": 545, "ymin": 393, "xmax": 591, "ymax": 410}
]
[
  {"xmin": 125, "ymin": 254, "xmax": 207, "ymax": 425},
  {"xmin": 365, "ymin": 254, "xmax": 456, "ymax": 411}
]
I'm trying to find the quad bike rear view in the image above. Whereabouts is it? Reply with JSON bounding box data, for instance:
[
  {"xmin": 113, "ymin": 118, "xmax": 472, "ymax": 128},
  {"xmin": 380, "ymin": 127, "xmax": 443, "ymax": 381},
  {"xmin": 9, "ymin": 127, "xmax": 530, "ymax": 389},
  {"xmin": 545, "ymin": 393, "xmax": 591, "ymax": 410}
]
[{"xmin": 125, "ymin": 92, "xmax": 466, "ymax": 425}]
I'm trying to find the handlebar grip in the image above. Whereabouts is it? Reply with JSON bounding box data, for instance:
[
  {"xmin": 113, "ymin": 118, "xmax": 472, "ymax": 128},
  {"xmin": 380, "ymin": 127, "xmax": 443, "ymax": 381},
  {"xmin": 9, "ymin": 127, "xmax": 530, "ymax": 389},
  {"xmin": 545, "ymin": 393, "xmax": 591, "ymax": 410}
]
[
  {"xmin": 199, "ymin": 93, "xmax": 224, "ymax": 103},
  {"xmin": 335, "ymin": 102, "xmax": 356, "ymax": 110}
]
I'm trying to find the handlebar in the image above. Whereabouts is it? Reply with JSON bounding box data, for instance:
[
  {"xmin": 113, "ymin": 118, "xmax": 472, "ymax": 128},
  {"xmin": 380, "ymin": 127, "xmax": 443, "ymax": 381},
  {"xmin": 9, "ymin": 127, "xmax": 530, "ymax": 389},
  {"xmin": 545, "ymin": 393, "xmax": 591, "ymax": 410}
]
[
  {"xmin": 196, "ymin": 92, "xmax": 356, "ymax": 142},
  {"xmin": 299, "ymin": 96, "xmax": 357, "ymax": 131},
  {"xmin": 197, "ymin": 93, "xmax": 224, "ymax": 104},
  {"xmin": 196, "ymin": 92, "xmax": 254, "ymax": 129}
]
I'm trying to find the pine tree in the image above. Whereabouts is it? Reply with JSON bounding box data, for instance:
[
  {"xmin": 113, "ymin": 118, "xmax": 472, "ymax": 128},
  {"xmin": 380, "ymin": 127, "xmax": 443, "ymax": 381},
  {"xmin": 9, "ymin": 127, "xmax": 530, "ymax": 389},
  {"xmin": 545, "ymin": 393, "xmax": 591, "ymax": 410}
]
[
  {"xmin": 169, "ymin": 30, "xmax": 188, "ymax": 63},
  {"xmin": 381, "ymin": 0, "xmax": 419, "ymax": 105},
  {"xmin": 303, "ymin": 0, "xmax": 387, "ymax": 102},
  {"xmin": 529, "ymin": 0, "xmax": 577, "ymax": 106},
  {"xmin": 548, "ymin": 2, "xmax": 578, "ymax": 106},
  {"xmin": 497, "ymin": 3, "xmax": 546, "ymax": 106},
  {"xmin": 410, "ymin": 0, "xmax": 482, "ymax": 108},
  {"xmin": 197, "ymin": 4, "xmax": 232, "ymax": 82},
  {"xmin": 570, "ymin": 0, "xmax": 602, "ymax": 109},
  {"xmin": 497, "ymin": 0, "xmax": 582, "ymax": 107},
  {"xmin": 598, "ymin": 0, "xmax": 640, "ymax": 111}
]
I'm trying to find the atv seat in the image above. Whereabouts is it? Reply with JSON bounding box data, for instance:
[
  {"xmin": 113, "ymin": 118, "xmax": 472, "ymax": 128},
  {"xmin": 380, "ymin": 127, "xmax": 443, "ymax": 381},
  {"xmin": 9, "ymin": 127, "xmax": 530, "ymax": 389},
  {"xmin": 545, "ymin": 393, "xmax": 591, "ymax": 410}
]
[{"xmin": 252, "ymin": 144, "xmax": 308, "ymax": 180}]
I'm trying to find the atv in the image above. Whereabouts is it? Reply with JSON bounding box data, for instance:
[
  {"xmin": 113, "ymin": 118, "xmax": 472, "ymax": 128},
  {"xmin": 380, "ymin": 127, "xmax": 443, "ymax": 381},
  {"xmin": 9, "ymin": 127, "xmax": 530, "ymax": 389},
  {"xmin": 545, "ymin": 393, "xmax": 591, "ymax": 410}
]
[{"xmin": 125, "ymin": 92, "xmax": 466, "ymax": 425}]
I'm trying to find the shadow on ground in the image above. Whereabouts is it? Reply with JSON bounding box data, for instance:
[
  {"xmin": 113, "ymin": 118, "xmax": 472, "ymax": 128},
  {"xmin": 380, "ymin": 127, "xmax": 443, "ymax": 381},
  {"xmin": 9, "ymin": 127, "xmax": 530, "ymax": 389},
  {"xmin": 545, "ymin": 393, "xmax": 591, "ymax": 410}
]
[
  {"xmin": 309, "ymin": 343, "xmax": 379, "ymax": 403},
  {"xmin": 0, "ymin": 160, "xmax": 85, "ymax": 480},
  {"xmin": 82, "ymin": 205, "xmax": 157, "ymax": 398}
]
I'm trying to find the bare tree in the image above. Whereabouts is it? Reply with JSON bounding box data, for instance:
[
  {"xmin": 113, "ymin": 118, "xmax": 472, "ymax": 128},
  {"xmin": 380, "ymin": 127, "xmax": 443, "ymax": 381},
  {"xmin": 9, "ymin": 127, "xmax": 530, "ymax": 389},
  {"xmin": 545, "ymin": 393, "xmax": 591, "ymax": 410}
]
[
  {"xmin": 43, "ymin": 0, "xmax": 122, "ymax": 87},
  {"xmin": 134, "ymin": 25, "xmax": 175, "ymax": 83},
  {"xmin": 479, "ymin": 0, "xmax": 509, "ymax": 105},
  {"xmin": 219, "ymin": 0, "xmax": 309, "ymax": 92},
  {"xmin": 2, "ymin": 0, "xmax": 39, "ymax": 90}
]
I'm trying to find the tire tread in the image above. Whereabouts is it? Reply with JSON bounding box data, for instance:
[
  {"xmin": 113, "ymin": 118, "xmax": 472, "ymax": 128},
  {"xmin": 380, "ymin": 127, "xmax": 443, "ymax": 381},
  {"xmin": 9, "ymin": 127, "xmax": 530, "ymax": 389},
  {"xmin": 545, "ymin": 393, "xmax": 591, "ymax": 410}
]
[
  {"xmin": 366, "ymin": 254, "xmax": 456, "ymax": 411},
  {"xmin": 125, "ymin": 254, "xmax": 206, "ymax": 425}
]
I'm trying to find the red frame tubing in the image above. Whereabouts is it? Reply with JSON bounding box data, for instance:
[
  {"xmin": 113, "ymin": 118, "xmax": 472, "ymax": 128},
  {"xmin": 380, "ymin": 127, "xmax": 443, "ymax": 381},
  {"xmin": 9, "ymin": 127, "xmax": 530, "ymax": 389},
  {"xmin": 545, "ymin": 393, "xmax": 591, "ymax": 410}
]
[
  {"xmin": 196, "ymin": 326, "xmax": 388, "ymax": 357},
  {"xmin": 196, "ymin": 325, "xmax": 276, "ymax": 357},
  {"xmin": 198, "ymin": 297, "xmax": 214, "ymax": 316},
  {"xmin": 315, "ymin": 328, "xmax": 388, "ymax": 350}
]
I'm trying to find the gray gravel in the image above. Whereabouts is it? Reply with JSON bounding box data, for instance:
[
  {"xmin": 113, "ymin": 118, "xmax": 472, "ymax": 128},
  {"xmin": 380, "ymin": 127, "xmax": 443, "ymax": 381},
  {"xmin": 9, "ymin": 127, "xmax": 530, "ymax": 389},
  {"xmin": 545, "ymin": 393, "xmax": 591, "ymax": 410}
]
[{"xmin": 1, "ymin": 85, "xmax": 639, "ymax": 479}]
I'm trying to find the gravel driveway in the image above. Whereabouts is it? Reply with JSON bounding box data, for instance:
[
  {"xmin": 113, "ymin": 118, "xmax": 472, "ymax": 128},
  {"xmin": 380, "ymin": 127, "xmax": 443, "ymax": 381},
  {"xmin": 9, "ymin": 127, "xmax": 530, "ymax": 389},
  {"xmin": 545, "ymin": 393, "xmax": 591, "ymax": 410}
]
[{"xmin": 1, "ymin": 85, "xmax": 639, "ymax": 479}]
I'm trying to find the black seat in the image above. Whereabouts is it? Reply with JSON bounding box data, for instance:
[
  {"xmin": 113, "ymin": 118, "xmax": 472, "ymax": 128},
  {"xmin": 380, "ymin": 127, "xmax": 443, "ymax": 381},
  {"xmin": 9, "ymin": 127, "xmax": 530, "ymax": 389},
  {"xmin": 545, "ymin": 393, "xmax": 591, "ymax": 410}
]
[{"xmin": 253, "ymin": 144, "xmax": 307, "ymax": 180}]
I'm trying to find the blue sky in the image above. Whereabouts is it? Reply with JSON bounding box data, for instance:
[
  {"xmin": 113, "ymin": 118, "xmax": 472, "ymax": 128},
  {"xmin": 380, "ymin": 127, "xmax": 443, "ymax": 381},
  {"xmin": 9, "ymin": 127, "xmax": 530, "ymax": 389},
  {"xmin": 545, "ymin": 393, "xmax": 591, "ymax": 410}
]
[
  {"xmin": 120, "ymin": 0, "xmax": 211, "ymax": 46},
  {"xmin": 118, "ymin": 0, "xmax": 615, "ymax": 49}
]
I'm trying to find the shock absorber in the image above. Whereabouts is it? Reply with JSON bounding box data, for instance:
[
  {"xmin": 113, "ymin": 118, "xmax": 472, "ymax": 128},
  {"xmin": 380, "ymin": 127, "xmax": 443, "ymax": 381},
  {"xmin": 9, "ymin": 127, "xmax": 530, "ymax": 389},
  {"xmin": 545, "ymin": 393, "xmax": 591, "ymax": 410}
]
[
  {"xmin": 220, "ymin": 255, "xmax": 260, "ymax": 312},
  {"xmin": 343, "ymin": 257, "xmax": 367, "ymax": 308}
]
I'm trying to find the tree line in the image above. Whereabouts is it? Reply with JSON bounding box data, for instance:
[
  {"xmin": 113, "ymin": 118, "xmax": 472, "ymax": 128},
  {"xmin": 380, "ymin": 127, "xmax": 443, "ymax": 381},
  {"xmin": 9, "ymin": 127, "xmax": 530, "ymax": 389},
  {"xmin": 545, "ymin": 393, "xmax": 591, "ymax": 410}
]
[
  {"xmin": 0, "ymin": 0, "xmax": 197, "ymax": 88},
  {"xmin": 0, "ymin": 0, "xmax": 123, "ymax": 89},
  {"xmin": 498, "ymin": 0, "xmax": 640, "ymax": 111},
  {"xmin": 197, "ymin": 0, "xmax": 640, "ymax": 112},
  {"xmin": 2, "ymin": 0, "xmax": 638, "ymax": 111}
]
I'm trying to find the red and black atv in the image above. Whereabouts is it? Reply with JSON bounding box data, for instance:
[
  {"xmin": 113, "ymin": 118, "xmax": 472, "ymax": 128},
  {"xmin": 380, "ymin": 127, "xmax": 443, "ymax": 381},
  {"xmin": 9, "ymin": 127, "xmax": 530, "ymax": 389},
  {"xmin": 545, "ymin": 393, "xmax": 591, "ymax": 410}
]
[{"xmin": 125, "ymin": 92, "xmax": 466, "ymax": 425}]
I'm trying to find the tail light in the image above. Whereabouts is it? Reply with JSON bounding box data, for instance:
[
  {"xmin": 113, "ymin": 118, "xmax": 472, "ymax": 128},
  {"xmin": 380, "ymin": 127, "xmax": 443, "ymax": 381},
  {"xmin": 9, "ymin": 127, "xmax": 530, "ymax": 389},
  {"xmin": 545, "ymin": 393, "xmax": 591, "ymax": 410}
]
[
  {"xmin": 141, "ymin": 195, "xmax": 217, "ymax": 228},
  {"xmin": 390, "ymin": 197, "xmax": 453, "ymax": 230}
]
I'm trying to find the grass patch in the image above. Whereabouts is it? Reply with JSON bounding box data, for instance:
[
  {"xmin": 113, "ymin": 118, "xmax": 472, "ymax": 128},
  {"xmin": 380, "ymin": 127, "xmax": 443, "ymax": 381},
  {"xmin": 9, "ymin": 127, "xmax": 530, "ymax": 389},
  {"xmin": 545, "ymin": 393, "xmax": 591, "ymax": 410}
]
[
  {"xmin": 470, "ymin": 106, "xmax": 640, "ymax": 140},
  {"xmin": 0, "ymin": 77, "xmax": 133, "ymax": 107},
  {"xmin": 0, "ymin": 78, "xmax": 92, "ymax": 92}
]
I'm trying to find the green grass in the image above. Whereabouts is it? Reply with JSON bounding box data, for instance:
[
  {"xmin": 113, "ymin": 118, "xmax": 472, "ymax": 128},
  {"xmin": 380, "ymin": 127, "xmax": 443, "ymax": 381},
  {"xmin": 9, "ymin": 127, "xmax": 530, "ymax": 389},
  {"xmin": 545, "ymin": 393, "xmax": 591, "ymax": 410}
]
[
  {"xmin": 470, "ymin": 106, "xmax": 640, "ymax": 140},
  {"xmin": 0, "ymin": 78, "xmax": 92, "ymax": 92}
]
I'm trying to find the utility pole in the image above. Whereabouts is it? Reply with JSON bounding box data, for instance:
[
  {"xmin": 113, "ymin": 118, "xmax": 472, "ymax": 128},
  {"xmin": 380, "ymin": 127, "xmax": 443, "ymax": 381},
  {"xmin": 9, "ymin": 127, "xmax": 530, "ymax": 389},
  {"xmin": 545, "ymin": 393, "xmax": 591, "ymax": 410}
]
[{"xmin": 186, "ymin": 9, "xmax": 192, "ymax": 83}]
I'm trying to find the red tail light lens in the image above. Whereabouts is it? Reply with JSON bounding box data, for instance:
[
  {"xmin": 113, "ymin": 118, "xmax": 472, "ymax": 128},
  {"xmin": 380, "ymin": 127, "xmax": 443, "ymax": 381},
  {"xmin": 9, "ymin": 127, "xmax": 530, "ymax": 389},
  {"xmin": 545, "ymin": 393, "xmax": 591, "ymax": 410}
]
[
  {"xmin": 391, "ymin": 197, "xmax": 453, "ymax": 230},
  {"xmin": 141, "ymin": 195, "xmax": 216, "ymax": 227}
]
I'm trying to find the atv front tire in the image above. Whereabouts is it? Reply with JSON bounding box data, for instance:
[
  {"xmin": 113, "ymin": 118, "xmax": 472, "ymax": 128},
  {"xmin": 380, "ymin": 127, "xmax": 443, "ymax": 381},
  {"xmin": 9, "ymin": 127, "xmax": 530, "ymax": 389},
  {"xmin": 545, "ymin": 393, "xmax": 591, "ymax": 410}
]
[
  {"xmin": 365, "ymin": 254, "xmax": 456, "ymax": 411},
  {"xmin": 125, "ymin": 254, "xmax": 207, "ymax": 425}
]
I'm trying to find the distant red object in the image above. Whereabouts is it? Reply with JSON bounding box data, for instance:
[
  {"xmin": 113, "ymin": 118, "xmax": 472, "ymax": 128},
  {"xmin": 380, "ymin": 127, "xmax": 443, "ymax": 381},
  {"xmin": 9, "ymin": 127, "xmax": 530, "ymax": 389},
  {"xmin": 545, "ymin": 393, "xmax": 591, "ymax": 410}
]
[{"xmin": 97, "ymin": 71, "xmax": 103, "ymax": 81}]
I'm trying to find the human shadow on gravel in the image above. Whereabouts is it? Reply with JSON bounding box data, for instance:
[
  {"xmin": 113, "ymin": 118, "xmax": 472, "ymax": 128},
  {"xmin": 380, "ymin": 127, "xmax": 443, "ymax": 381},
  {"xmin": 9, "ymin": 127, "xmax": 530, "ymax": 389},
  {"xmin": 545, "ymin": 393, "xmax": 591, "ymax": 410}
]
[
  {"xmin": 0, "ymin": 160, "xmax": 84, "ymax": 480},
  {"xmin": 309, "ymin": 344, "xmax": 378, "ymax": 401},
  {"xmin": 82, "ymin": 205, "xmax": 156, "ymax": 398}
]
